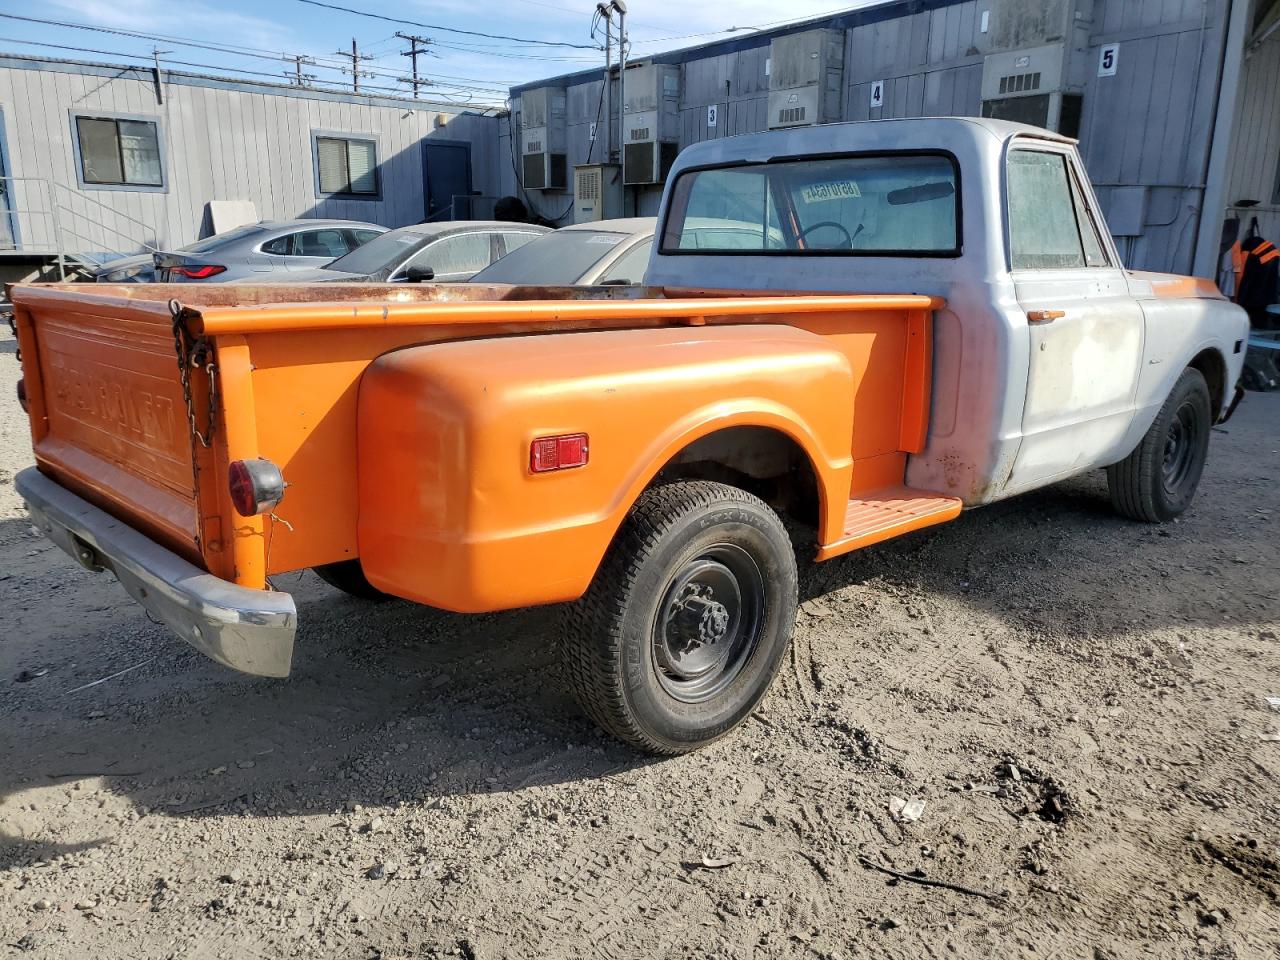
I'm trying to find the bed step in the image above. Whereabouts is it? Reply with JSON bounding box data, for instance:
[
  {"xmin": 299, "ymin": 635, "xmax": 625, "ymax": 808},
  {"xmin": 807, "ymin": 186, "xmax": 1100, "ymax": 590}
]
[{"xmin": 818, "ymin": 486, "xmax": 963, "ymax": 559}]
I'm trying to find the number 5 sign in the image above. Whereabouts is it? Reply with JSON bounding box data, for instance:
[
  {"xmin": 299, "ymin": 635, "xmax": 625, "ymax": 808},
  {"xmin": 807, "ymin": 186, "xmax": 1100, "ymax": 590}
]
[
  {"xmin": 870, "ymin": 80, "xmax": 885, "ymax": 110},
  {"xmin": 1098, "ymin": 43, "xmax": 1119, "ymax": 77}
]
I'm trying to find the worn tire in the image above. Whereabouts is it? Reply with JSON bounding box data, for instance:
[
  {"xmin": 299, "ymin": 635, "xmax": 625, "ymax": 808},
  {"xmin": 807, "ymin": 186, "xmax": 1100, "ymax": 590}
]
[
  {"xmin": 560, "ymin": 480, "xmax": 798, "ymax": 755},
  {"xmin": 312, "ymin": 560, "xmax": 389, "ymax": 601},
  {"xmin": 1107, "ymin": 367, "xmax": 1212, "ymax": 523}
]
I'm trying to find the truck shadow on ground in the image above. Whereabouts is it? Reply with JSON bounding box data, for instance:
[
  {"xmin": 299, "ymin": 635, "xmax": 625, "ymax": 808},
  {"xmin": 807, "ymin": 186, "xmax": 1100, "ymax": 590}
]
[{"xmin": 0, "ymin": 461, "xmax": 1270, "ymax": 865}]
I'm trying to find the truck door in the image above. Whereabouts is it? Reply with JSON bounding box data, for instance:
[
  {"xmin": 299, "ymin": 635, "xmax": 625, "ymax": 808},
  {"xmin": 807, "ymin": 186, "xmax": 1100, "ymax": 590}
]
[{"xmin": 1005, "ymin": 146, "xmax": 1144, "ymax": 488}]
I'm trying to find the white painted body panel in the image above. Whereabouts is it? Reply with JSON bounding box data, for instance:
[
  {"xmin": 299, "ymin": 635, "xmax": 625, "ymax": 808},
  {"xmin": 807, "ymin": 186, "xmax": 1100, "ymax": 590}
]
[{"xmin": 645, "ymin": 117, "xmax": 1249, "ymax": 507}]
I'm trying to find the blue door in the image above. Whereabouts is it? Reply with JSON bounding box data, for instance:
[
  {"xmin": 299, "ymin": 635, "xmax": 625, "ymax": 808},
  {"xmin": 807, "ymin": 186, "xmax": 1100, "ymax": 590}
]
[{"xmin": 422, "ymin": 139, "xmax": 473, "ymax": 221}]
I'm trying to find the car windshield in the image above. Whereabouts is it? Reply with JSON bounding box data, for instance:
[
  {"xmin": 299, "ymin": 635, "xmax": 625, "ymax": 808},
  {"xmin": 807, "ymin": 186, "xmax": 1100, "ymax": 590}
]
[
  {"xmin": 180, "ymin": 223, "xmax": 270, "ymax": 254},
  {"xmin": 323, "ymin": 229, "xmax": 427, "ymax": 274},
  {"xmin": 471, "ymin": 230, "xmax": 633, "ymax": 284}
]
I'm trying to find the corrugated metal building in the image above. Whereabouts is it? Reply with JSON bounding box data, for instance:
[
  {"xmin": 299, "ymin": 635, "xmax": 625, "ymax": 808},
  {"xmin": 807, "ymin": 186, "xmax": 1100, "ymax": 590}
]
[
  {"xmin": 0, "ymin": 53, "xmax": 504, "ymax": 269},
  {"xmin": 507, "ymin": 0, "xmax": 1280, "ymax": 279}
]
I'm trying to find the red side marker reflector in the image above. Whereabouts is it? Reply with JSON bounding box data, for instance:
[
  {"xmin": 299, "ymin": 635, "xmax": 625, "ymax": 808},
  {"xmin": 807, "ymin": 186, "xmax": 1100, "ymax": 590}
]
[{"xmin": 531, "ymin": 434, "xmax": 589, "ymax": 473}]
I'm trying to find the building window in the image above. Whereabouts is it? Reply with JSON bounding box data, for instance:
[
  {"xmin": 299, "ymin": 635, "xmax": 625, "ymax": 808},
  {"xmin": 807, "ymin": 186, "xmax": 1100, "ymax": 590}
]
[
  {"xmin": 74, "ymin": 116, "xmax": 163, "ymax": 187},
  {"xmin": 315, "ymin": 135, "xmax": 378, "ymax": 196}
]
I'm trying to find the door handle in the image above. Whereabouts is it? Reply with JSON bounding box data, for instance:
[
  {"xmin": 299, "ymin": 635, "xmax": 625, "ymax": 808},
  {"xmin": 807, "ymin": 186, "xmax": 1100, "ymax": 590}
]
[{"xmin": 1027, "ymin": 309, "xmax": 1066, "ymax": 323}]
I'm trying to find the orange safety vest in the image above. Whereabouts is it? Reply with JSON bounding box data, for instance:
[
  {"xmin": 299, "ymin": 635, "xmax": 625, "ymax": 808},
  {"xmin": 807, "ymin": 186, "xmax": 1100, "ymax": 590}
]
[{"xmin": 1233, "ymin": 238, "xmax": 1279, "ymax": 298}]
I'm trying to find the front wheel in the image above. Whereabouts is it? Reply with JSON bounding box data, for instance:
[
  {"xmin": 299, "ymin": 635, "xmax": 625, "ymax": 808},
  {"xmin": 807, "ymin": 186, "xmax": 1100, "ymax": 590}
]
[
  {"xmin": 560, "ymin": 481, "xmax": 798, "ymax": 755},
  {"xmin": 1107, "ymin": 367, "xmax": 1212, "ymax": 523}
]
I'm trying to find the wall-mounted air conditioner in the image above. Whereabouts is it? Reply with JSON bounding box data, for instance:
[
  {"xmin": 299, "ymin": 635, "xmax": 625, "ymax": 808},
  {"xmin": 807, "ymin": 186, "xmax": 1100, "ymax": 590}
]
[
  {"xmin": 573, "ymin": 163, "xmax": 623, "ymax": 223},
  {"xmin": 767, "ymin": 29, "xmax": 845, "ymax": 129},
  {"xmin": 622, "ymin": 62, "xmax": 680, "ymax": 186},
  {"xmin": 978, "ymin": 0, "xmax": 1095, "ymax": 137},
  {"xmin": 520, "ymin": 87, "xmax": 568, "ymax": 191}
]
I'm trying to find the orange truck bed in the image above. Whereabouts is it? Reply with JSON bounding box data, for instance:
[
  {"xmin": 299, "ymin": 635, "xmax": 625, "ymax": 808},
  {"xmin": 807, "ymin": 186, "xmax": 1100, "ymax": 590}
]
[{"xmin": 10, "ymin": 281, "xmax": 956, "ymax": 677}]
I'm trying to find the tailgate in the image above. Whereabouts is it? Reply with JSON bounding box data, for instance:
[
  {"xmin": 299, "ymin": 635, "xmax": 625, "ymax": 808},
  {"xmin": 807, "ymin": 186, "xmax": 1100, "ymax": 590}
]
[{"xmin": 11, "ymin": 287, "xmax": 209, "ymax": 566}]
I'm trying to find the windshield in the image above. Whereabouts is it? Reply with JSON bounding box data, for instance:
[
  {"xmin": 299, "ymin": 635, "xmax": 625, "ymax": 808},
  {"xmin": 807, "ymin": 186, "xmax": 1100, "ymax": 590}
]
[
  {"xmin": 181, "ymin": 223, "xmax": 269, "ymax": 254},
  {"xmin": 323, "ymin": 228, "xmax": 427, "ymax": 274},
  {"xmin": 470, "ymin": 230, "xmax": 633, "ymax": 284},
  {"xmin": 661, "ymin": 153, "xmax": 959, "ymax": 256}
]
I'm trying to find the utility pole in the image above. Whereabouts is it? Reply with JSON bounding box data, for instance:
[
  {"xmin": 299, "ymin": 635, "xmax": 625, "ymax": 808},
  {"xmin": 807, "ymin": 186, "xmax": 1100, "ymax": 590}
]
[
  {"xmin": 613, "ymin": 0, "xmax": 628, "ymax": 205},
  {"xmin": 396, "ymin": 32, "xmax": 433, "ymax": 99},
  {"xmin": 336, "ymin": 38, "xmax": 374, "ymax": 93},
  {"xmin": 594, "ymin": 3, "xmax": 613, "ymax": 161},
  {"xmin": 151, "ymin": 46, "xmax": 170, "ymax": 104},
  {"xmin": 285, "ymin": 54, "xmax": 317, "ymax": 87}
]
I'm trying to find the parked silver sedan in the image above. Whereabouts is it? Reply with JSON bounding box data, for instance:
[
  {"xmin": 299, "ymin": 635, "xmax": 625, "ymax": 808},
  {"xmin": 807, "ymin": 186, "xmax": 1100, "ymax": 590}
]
[
  {"xmin": 467, "ymin": 218, "xmax": 656, "ymax": 286},
  {"xmin": 95, "ymin": 219, "xmax": 388, "ymax": 283},
  {"xmin": 268, "ymin": 221, "xmax": 551, "ymax": 283}
]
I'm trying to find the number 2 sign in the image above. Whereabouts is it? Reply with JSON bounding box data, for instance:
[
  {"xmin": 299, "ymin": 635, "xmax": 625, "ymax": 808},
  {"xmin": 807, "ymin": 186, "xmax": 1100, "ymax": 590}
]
[{"xmin": 1098, "ymin": 43, "xmax": 1119, "ymax": 77}]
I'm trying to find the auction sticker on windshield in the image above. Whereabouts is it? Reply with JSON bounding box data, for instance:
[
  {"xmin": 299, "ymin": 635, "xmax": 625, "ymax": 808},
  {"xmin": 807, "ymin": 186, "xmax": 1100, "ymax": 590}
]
[{"xmin": 800, "ymin": 180, "xmax": 862, "ymax": 203}]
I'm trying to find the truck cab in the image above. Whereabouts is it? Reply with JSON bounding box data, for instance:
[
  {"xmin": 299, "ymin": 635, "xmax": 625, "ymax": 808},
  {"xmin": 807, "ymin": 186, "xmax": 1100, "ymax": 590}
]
[{"xmin": 647, "ymin": 116, "xmax": 1245, "ymax": 506}]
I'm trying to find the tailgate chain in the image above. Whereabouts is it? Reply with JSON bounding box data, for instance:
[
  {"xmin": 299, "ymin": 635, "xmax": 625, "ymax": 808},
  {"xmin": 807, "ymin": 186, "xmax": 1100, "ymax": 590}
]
[{"xmin": 169, "ymin": 299, "xmax": 218, "ymax": 448}]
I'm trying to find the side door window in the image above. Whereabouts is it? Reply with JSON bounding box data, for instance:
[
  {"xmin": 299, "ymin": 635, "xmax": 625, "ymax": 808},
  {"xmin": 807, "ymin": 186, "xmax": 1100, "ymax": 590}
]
[
  {"xmin": 1007, "ymin": 150, "xmax": 1087, "ymax": 270},
  {"xmin": 499, "ymin": 230, "xmax": 543, "ymax": 257},
  {"xmin": 292, "ymin": 228, "xmax": 351, "ymax": 259},
  {"xmin": 346, "ymin": 228, "xmax": 384, "ymax": 249},
  {"xmin": 597, "ymin": 238, "xmax": 653, "ymax": 284},
  {"xmin": 1067, "ymin": 168, "xmax": 1110, "ymax": 267},
  {"xmin": 401, "ymin": 232, "xmax": 493, "ymax": 280}
]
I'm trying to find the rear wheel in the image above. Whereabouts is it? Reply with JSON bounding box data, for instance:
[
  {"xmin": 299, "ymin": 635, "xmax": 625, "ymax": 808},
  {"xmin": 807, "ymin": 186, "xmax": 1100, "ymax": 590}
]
[
  {"xmin": 312, "ymin": 560, "xmax": 389, "ymax": 601},
  {"xmin": 560, "ymin": 480, "xmax": 798, "ymax": 755},
  {"xmin": 1107, "ymin": 367, "xmax": 1212, "ymax": 523}
]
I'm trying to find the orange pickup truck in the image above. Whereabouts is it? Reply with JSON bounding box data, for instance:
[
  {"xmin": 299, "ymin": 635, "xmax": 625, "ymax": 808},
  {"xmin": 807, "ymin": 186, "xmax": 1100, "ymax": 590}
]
[{"xmin": 8, "ymin": 119, "xmax": 1248, "ymax": 754}]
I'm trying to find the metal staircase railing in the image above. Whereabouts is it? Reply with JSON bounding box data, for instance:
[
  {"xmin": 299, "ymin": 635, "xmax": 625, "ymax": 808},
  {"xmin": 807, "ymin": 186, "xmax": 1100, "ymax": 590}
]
[{"xmin": 0, "ymin": 176, "xmax": 161, "ymax": 279}]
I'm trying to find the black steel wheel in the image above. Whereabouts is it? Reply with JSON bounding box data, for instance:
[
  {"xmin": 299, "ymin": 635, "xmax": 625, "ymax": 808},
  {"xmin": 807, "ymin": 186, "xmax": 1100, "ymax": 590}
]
[
  {"xmin": 1108, "ymin": 367, "xmax": 1212, "ymax": 523},
  {"xmin": 652, "ymin": 544, "xmax": 765, "ymax": 704},
  {"xmin": 560, "ymin": 480, "xmax": 798, "ymax": 755}
]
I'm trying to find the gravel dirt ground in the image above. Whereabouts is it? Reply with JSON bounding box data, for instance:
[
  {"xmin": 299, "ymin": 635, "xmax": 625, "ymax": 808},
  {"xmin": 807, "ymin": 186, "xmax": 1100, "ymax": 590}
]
[{"xmin": 1, "ymin": 320, "xmax": 1278, "ymax": 960}]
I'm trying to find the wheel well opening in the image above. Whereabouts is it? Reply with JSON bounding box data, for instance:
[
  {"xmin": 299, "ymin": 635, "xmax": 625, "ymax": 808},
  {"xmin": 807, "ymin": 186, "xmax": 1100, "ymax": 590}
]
[
  {"xmin": 1189, "ymin": 348, "xmax": 1227, "ymax": 422},
  {"xmin": 653, "ymin": 426, "xmax": 821, "ymax": 541}
]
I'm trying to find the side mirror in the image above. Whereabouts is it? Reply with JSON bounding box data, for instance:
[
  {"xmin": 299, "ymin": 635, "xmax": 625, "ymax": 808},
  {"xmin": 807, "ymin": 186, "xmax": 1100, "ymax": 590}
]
[{"xmin": 404, "ymin": 265, "xmax": 435, "ymax": 283}]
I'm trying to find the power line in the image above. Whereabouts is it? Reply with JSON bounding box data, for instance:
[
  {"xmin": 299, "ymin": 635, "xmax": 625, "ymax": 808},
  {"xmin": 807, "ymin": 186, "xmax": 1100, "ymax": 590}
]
[
  {"xmin": 0, "ymin": 12, "xmax": 520, "ymax": 90},
  {"xmin": 0, "ymin": 37, "xmax": 506, "ymax": 106},
  {"xmin": 293, "ymin": 0, "xmax": 602, "ymax": 50}
]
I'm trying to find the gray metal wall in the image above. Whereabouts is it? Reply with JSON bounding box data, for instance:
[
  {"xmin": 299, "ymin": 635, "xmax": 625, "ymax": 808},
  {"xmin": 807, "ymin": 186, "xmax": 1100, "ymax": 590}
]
[
  {"xmin": 0, "ymin": 57, "xmax": 503, "ymax": 255},
  {"xmin": 514, "ymin": 0, "xmax": 1237, "ymax": 274},
  {"xmin": 1080, "ymin": 0, "xmax": 1232, "ymax": 273},
  {"xmin": 1226, "ymin": 32, "xmax": 1280, "ymax": 244}
]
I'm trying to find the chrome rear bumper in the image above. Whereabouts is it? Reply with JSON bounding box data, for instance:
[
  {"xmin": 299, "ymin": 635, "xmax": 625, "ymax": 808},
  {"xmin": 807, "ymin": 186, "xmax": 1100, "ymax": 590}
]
[{"xmin": 15, "ymin": 467, "xmax": 296, "ymax": 677}]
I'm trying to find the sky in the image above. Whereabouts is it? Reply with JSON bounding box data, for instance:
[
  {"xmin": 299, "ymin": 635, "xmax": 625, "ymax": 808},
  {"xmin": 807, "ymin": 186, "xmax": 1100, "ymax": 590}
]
[{"xmin": 0, "ymin": 0, "xmax": 890, "ymax": 110}]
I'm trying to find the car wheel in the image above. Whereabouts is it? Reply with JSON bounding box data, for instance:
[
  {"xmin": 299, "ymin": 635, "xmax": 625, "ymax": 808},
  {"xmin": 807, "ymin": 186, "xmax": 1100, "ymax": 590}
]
[
  {"xmin": 1107, "ymin": 367, "xmax": 1212, "ymax": 523},
  {"xmin": 560, "ymin": 480, "xmax": 798, "ymax": 755}
]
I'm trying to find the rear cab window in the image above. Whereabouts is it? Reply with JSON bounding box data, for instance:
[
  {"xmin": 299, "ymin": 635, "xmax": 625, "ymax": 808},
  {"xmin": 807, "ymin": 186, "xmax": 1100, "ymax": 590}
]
[{"xmin": 661, "ymin": 152, "xmax": 960, "ymax": 256}]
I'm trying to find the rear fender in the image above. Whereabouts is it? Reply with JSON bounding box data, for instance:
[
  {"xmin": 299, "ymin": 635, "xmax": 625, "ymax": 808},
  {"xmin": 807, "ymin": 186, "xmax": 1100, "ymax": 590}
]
[{"xmin": 356, "ymin": 325, "xmax": 855, "ymax": 611}]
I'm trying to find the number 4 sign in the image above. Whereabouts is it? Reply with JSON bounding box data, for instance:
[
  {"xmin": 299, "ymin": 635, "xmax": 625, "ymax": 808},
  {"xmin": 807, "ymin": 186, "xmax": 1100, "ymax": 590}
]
[
  {"xmin": 870, "ymin": 80, "xmax": 885, "ymax": 110},
  {"xmin": 1098, "ymin": 43, "xmax": 1119, "ymax": 77}
]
